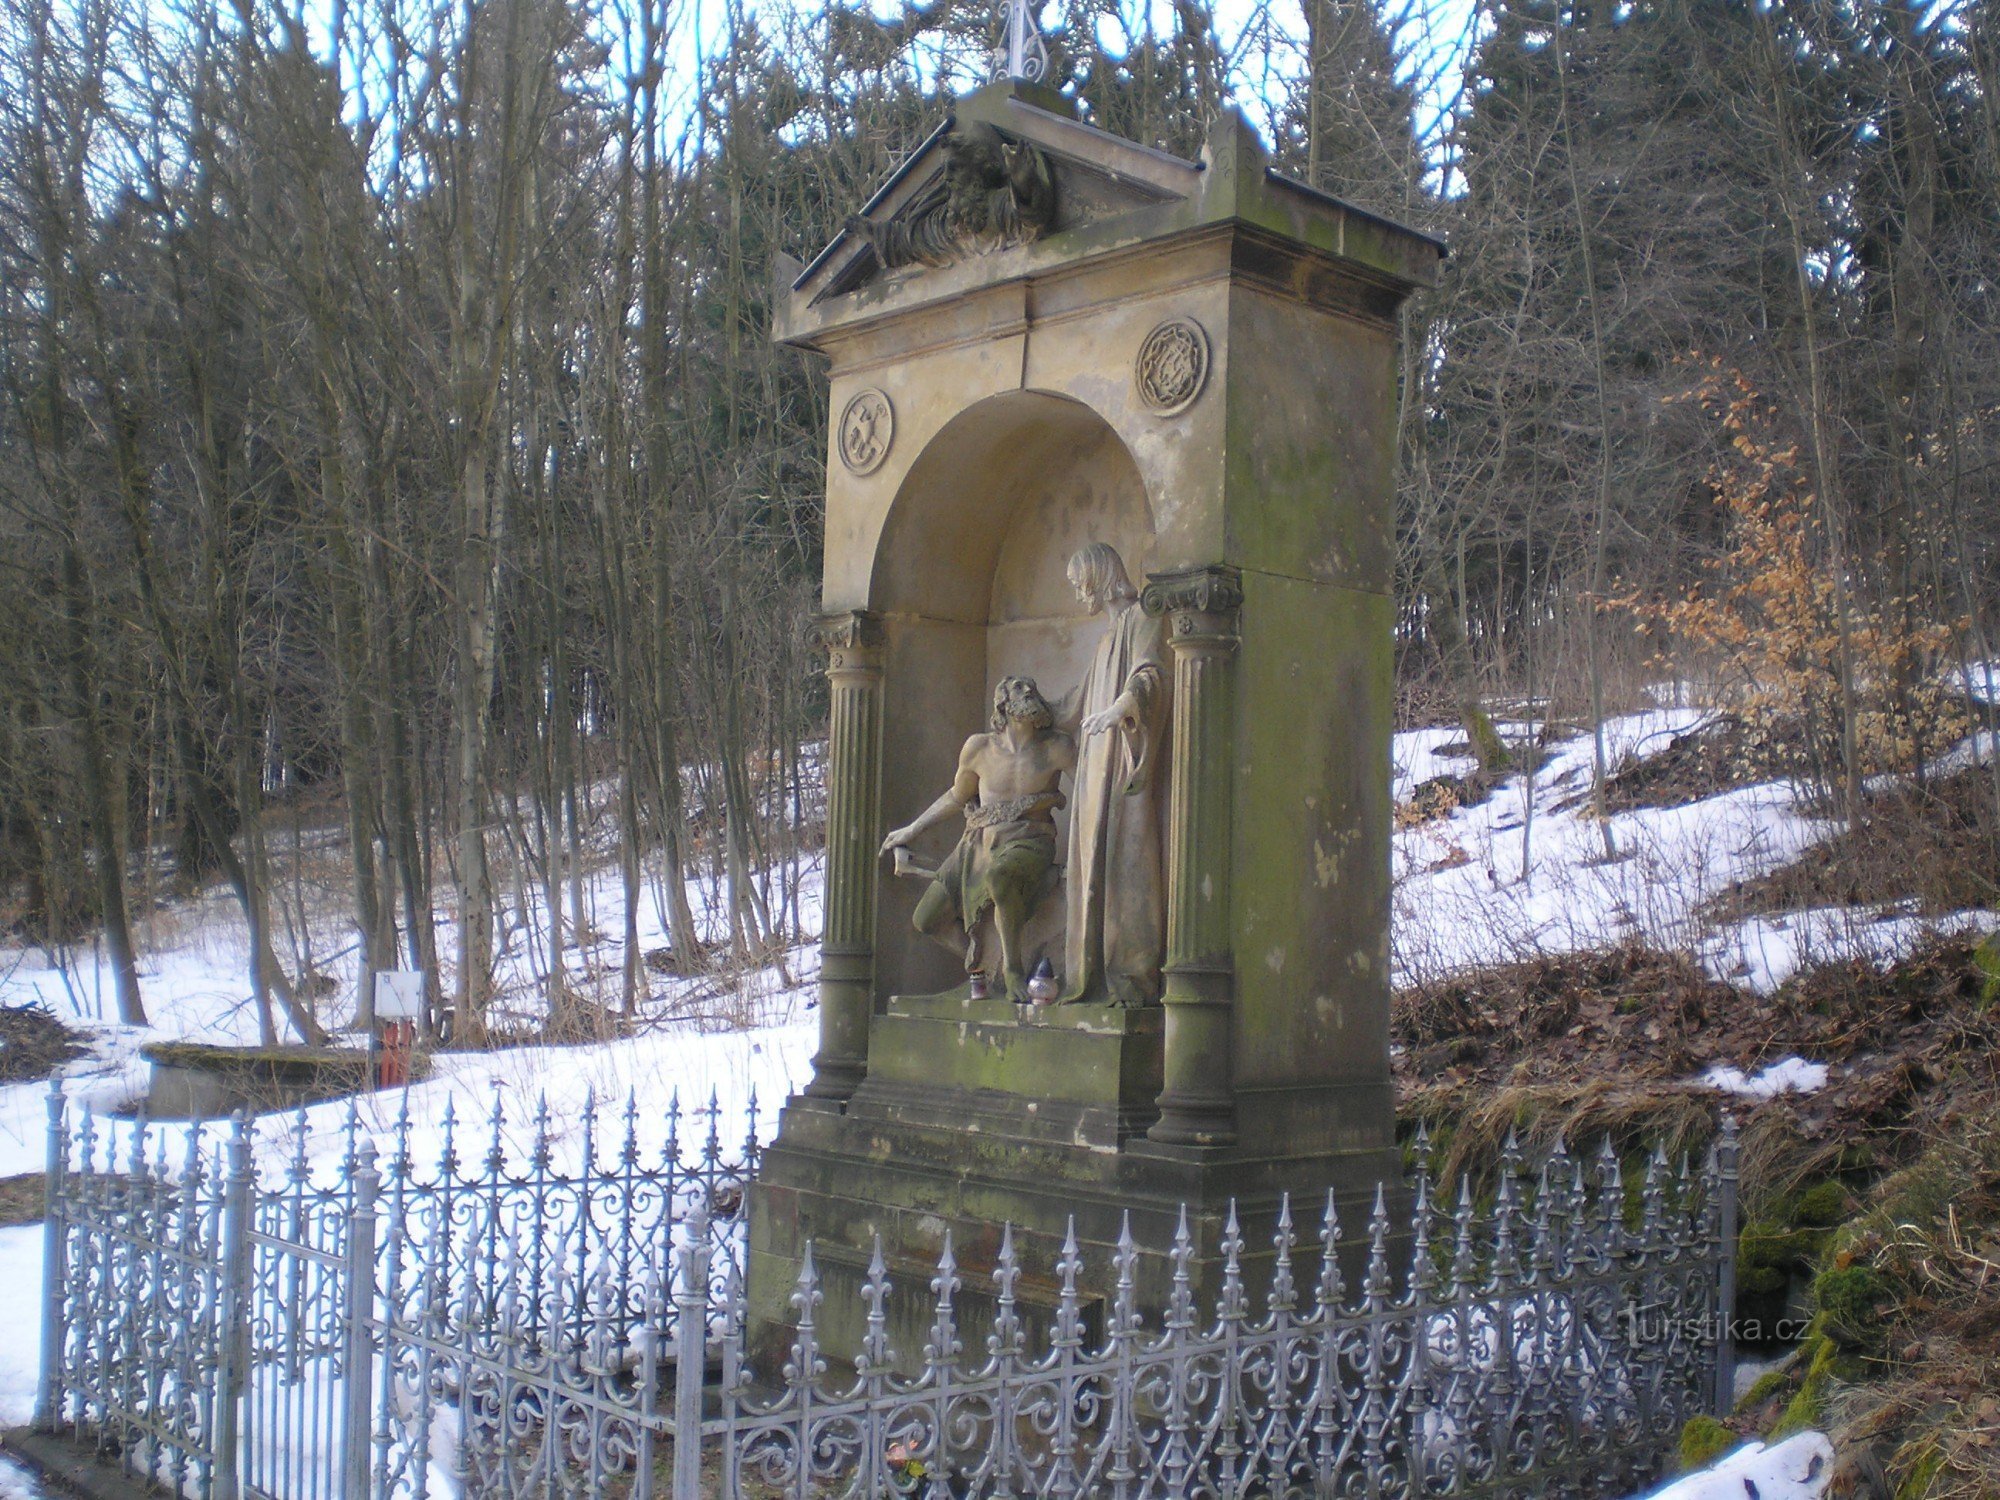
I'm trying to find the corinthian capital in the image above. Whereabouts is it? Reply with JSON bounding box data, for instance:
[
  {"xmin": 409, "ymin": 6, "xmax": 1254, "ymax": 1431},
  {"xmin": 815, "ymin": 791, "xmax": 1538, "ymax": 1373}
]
[
  {"xmin": 806, "ymin": 610, "xmax": 885, "ymax": 669},
  {"xmin": 1141, "ymin": 566, "xmax": 1243, "ymax": 639}
]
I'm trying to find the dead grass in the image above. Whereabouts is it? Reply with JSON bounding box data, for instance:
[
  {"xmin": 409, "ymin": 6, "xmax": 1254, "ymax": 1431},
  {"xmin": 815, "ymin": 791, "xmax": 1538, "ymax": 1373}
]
[
  {"xmin": 0, "ymin": 1174, "xmax": 44, "ymax": 1226},
  {"xmin": 1398, "ymin": 944, "xmax": 1750, "ymax": 1089},
  {"xmin": 0, "ymin": 1004, "xmax": 86, "ymax": 1083},
  {"xmin": 1395, "ymin": 774, "xmax": 1491, "ymax": 830},
  {"xmin": 1396, "ymin": 940, "xmax": 2000, "ymax": 1177},
  {"xmin": 1395, "ymin": 937, "xmax": 2000, "ymax": 1496},
  {"xmin": 1806, "ymin": 1109, "xmax": 2000, "ymax": 1497},
  {"xmin": 1404, "ymin": 1079, "xmax": 1719, "ymax": 1200}
]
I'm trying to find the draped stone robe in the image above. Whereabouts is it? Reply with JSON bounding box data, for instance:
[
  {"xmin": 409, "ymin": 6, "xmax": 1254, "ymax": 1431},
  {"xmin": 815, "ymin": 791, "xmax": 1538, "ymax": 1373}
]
[{"xmin": 1063, "ymin": 599, "xmax": 1169, "ymax": 1006}]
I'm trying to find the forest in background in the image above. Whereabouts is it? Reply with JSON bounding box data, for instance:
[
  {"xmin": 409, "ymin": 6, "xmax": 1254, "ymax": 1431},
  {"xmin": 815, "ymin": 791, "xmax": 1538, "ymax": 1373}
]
[{"xmin": 1, "ymin": 0, "xmax": 1995, "ymax": 1042}]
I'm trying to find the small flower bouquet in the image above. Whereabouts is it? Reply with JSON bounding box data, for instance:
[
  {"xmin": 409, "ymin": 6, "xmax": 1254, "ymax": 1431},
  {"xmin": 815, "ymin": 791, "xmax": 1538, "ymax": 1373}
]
[{"xmin": 885, "ymin": 1441, "xmax": 930, "ymax": 1495}]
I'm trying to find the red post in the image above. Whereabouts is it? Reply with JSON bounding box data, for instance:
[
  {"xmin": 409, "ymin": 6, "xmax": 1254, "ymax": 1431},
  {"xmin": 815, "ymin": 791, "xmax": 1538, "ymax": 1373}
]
[{"xmin": 378, "ymin": 1020, "xmax": 415, "ymax": 1089}]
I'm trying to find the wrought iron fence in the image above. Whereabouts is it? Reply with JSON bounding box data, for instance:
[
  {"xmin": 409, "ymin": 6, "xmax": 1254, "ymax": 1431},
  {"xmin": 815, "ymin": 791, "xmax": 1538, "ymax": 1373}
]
[
  {"xmin": 35, "ymin": 1080, "xmax": 1738, "ymax": 1500},
  {"xmin": 37, "ymin": 1083, "xmax": 757, "ymax": 1499}
]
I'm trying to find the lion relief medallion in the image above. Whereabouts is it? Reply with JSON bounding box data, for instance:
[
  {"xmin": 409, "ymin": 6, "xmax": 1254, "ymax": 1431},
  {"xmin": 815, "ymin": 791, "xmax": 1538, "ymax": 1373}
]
[{"xmin": 837, "ymin": 388, "xmax": 894, "ymax": 475}]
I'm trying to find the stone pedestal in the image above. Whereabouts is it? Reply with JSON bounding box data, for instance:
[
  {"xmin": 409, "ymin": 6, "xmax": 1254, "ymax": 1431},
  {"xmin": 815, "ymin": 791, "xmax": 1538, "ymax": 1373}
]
[
  {"xmin": 749, "ymin": 81, "xmax": 1441, "ymax": 1366},
  {"xmin": 746, "ymin": 996, "xmax": 1400, "ymax": 1371}
]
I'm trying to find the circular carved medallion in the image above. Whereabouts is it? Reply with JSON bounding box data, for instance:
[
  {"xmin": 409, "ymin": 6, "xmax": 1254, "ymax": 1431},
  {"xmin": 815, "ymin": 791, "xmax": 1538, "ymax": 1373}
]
[
  {"xmin": 1134, "ymin": 317, "xmax": 1210, "ymax": 416},
  {"xmin": 837, "ymin": 388, "xmax": 894, "ymax": 474}
]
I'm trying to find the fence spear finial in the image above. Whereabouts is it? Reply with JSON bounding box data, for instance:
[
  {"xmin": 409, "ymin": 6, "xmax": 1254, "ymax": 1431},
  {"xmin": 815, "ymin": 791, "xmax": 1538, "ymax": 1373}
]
[
  {"xmin": 927, "ymin": 1229, "xmax": 961, "ymax": 1368},
  {"xmin": 1317, "ymin": 1189, "xmax": 1345, "ymax": 1312},
  {"xmin": 1269, "ymin": 1193, "xmax": 1298, "ymax": 1317}
]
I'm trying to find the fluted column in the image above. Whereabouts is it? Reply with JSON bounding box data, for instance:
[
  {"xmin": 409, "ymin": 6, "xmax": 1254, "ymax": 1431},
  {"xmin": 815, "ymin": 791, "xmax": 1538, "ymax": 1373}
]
[
  {"xmin": 1142, "ymin": 566, "xmax": 1242, "ymax": 1147},
  {"xmin": 804, "ymin": 611, "xmax": 885, "ymax": 1104}
]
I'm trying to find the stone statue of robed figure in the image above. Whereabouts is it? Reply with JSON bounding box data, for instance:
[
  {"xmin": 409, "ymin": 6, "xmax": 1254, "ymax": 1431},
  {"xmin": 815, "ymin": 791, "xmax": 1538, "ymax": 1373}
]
[{"xmin": 1062, "ymin": 542, "xmax": 1169, "ymax": 1007}]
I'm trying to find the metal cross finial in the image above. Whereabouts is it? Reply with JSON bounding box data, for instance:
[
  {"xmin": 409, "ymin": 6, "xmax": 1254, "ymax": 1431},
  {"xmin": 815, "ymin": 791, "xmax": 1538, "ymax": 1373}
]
[{"xmin": 991, "ymin": 0, "xmax": 1050, "ymax": 83}]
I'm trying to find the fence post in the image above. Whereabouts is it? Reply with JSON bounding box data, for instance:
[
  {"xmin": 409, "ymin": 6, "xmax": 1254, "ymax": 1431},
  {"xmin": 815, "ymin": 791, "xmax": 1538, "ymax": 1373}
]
[
  {"xmin": 672, "ymin": 1199, "xmax": 711, "ymax": 1500},
  {"xmin": 343, "ymin": 1141, "xmax": 379, "ymax": 1495},
  {"xmin": 213, "ymin": 1116, "xmax": 252, "ymax": 1500},
  {"xmin": 1713, "ymin": 1112, "xmax": 1739, "ymax": 1418},
  {"xmin": 33, "ymin": 1083, "xmax": 67, "ymax": 1433}
]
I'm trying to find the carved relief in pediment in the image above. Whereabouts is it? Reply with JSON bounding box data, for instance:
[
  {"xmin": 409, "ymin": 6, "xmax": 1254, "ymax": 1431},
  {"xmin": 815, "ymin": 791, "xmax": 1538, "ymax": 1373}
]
[{"xmin": 843, "ymin": 121, "xmax": 1056, "ymax": 273}]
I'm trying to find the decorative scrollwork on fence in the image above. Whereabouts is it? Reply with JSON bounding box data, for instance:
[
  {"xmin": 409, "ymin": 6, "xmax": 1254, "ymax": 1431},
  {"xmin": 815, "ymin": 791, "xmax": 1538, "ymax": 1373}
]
[
  {"xmin": 38, "ymin": 1079, "xmax": 1735, "ymax": 1500},
  {"xmin": 705, "ymin": 1124, "xmax": 1732, "ymax": 1500},
  {"xmin": 40, "ymin": 1081, "xmax": 760, "ymax": 1500}
]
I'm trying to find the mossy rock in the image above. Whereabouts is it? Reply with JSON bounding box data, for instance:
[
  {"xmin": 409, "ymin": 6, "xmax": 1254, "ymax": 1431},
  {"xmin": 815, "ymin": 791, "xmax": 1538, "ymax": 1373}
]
[
  {"xmin": 1770, "ymin": 1332, "xmax": 1833, "ymax": 1437},
  {"xmin": 140, "ymin": 1041, "xmax": 422, "ymax": 1119},
  {"xmin": 1677, "ymin": 1416, "xmax": 1737, "ymax": 1471},
  {"xmin": 1973, "ymin": 929, "xmax": 2000, "ymax": 1008},
  {"xmin": 1738, "ymin": 1263, "xmax": 1789, "ymax": 1296},
  {"xmin": 1868, "ymin": 1155, "xmax": 1960, "ymax": 1233},
  {"xmin": 1740, "ymin": 1221, "xmax": 1826, "ymax": 1267},
  {"xmin": 1734, "ymin": 1366, "xmax": 1792, "ymax": 1413},
  {"xmin": 1836, "ymin": 1141, "xmax": 1875, "ymax": 1172},
  {"xmin": 1736, "ymin": 1220, "xmax": 1829, "ymax": 1328},
  {"xmin": 1813, "ymin": 1264, "xmax": 1888, "ymax": 1346},
  {"xmin": 1791, "ymin": 1179, "xmax": 1848, "ymax": 1228}
]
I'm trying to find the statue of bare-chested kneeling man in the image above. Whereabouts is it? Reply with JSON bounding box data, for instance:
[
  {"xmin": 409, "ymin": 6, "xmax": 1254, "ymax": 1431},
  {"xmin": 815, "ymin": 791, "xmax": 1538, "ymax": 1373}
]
[{"xmin": 880, "ymin": 675, "xmax": 1075, "ymax": 1004}]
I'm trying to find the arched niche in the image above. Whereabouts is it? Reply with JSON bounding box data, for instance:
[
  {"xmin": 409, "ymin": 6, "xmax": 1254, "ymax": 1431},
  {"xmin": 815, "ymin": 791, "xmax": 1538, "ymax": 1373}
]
[{"xmin": 868, "ymin": 390, "xmax": 1154, "ymax": 1000}]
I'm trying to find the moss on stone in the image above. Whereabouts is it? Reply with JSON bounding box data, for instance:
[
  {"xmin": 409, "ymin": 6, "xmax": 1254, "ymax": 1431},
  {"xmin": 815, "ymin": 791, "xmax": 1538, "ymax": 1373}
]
[
  {"xmin": 1736, "ymin": 1219, "xmax": 1828, "ymax": 1305},
  {"xmin": 1791, "ymin": 1180, "xmax": 1849, "ymax": 1228},
  {"xmin": 1733, "ymin": 1366, "xmax": 1792, "ymax": 1413},
  {"xmin": 1836, "ymin": 1141, "xmax": 1876, "ymax": 1172},
  {"xmin": 1866, "ymin": 1153, "xmax": 1960, "ymax": 1235},
  {"xmin": 1769, "ymin": 1332, "xmax": 1832, "ymax": 1437},
  {"xmin": 1677, "ymin": 1416, "xmax": 1737, "ymax": 1471},
  {"xmin": 1813, "ymin": 1264, "xmax": 1887, "ymax": 1346},
  {"xmin": 142, "ymin": 1041, "xmax": 367, "ymax": 1070},
  {"xmin": 1737, "ymin": 1263, "xmax": 1789, "ymax": 1297},
  {"xmin": 1973, "ymin": 929, "xmax": 2000, "ymax": 1008}
]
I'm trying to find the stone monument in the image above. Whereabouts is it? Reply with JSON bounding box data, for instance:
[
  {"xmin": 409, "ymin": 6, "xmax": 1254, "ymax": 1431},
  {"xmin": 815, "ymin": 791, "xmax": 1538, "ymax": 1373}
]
[{"xmin": 746, "ymin": 44, "xmax": 1442, "ymax": 1364}]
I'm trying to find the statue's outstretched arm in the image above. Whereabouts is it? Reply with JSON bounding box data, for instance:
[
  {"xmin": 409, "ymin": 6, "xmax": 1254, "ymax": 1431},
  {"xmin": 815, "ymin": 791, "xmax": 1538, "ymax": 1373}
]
[
  {"xmin": 1052, "ymin": 682, "xmax": 1084, "ymax": 736},
  {"xmin": 881, "ymin": 742, "xmax": 980, "ymax": 853}
]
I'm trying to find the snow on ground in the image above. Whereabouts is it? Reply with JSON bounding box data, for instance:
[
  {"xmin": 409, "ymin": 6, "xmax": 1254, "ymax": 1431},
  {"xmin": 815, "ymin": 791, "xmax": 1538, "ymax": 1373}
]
[
  {"xmin": 1886, "ymin": 726, "xmax": 1996, "ymax": 783},
  {"xmin": 0, "ymin": 1227, "xmax": 43, "ymax": 1427},
  {"xmin": 1712, "ymin": 904, "xmax": 1998, "ymax": 996},
  {"xmin": 1701, "ymin": 1056, "xmax": 1829, "ymax": 1099},
  {"xmin": 1392, "ymin": 708, "xmax": 1995, "ymax": 994},
  {"xmin": 1954, "ymin": 660, "xmax": 2000, "ymax": 705},
  {"xmin": 1642, "ymin": 1432, "xmax": 1834, "ymax": 1500},
  {"xmin": 0, "ymin": 1224, "xmax": 49, "ymax": 1494},
  {"xmin": 0, "ymin": 842, "xmax": 824, "ymax": 1183}
]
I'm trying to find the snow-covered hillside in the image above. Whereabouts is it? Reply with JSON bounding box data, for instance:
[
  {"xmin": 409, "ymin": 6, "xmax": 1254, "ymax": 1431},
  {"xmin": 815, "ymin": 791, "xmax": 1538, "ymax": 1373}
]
[{"xmin": 1393, "ymin": 706, "xmax": 1995, "ymax": 992}]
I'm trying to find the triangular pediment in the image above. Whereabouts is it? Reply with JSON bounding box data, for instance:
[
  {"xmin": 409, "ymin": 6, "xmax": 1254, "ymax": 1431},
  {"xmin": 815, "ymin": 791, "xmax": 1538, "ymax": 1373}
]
[{"xmin": 791, "ymin": 82, "xmax": 1203, "ymax": 308}]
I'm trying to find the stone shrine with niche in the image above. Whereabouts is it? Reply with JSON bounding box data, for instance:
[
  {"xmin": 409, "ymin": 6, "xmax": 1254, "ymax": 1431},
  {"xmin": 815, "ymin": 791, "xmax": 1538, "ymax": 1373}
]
[{"xmin": 745, "ymin": 76, "xmax": 1443, "ymax": 1366}]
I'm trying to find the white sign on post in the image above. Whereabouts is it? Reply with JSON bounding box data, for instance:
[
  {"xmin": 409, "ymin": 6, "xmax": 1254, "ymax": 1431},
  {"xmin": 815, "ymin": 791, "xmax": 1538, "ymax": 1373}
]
[{"xmin": 374, "ymin": 970, "xmax": 426, "ymax": 1022}]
